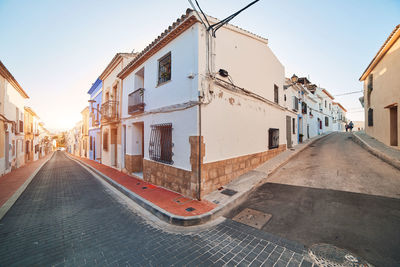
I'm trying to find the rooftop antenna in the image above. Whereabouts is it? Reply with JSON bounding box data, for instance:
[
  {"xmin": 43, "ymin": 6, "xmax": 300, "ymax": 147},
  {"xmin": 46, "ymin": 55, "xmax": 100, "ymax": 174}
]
[{"xmin": 189, "ymin": 0, "xmax": 260, "ymax": 37}]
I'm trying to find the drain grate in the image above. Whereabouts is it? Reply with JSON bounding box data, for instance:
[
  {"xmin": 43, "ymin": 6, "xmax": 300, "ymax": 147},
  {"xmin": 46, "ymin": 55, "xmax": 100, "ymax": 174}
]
[
  {"xmin": 221, "ymin": 189, "xmax": 238, "ymax": 196},
  {"xmin": 232, "ymin": 208, "xmax": 272, "ymax": 229}
]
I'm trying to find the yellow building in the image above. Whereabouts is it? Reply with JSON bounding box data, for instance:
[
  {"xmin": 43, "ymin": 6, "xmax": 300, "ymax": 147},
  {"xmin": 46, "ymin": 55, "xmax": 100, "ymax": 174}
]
[
  {"xmin": 360, "ymin": 24, "xmax": 400, "ymax": 149},
  {"xmin": 81, "ymin": 107, "xmax": 90, "ymax": 158}
]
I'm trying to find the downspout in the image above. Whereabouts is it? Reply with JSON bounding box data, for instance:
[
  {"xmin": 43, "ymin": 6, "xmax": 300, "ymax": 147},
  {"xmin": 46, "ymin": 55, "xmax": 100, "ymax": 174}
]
[{"xmin": 198, "ymin": 99, "xmax": 202, "ymax": 200}]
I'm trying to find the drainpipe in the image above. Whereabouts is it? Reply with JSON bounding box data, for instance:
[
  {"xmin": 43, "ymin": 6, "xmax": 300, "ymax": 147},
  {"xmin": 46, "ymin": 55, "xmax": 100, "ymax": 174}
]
[{"xmin": 198, "ymin": 96, "xmax": 202, "ymax": 201}]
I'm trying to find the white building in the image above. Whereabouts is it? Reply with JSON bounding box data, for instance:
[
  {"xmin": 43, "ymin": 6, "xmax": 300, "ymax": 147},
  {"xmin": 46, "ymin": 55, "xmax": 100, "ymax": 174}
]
[
  {"xmin": 118, "ymin": 9, "xmax": 290, "ymax": 199},
  {"xmin": 332, "ymin": 102, "xmax": 347, "ymax": 132},
  {"xmin": 0, "ymin": 61, "xmax": 29, "ymax": 175}
]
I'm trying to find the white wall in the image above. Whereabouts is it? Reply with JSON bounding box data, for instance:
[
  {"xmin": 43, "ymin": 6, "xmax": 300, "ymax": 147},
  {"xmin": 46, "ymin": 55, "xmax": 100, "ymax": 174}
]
[
  {"xmin": 124, "ymin": 107, "xmax": 198, "ymax": 171},
  {"xmin": 121, "ymin": 24, "xmax": 200, "ymax": 119}
]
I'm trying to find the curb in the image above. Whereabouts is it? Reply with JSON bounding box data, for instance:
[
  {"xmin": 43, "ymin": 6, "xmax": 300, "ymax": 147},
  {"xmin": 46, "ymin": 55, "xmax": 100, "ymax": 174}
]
[
  {"xmin": 0, "ymin": 152, "xmax": 55, "ymax": 221},
  {"xmin": 67, "ymin": 134, "xmax": 330, "ymax": 227},
  {"xmin": 350, "ymin": 133, "xmax": 400, "ymax": 171}
]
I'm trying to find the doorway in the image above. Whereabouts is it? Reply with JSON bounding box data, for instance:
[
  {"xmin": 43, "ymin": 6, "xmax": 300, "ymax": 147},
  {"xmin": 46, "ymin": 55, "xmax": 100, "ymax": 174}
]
[
  {"xmin": 390, "ymin": 106, "xmax": 398, "ymax": 146},
  {"xmin": 111, "ymin": 128, "xmax": 118, "ymax": 166},
  {"xmin": 286, "ymin": 116, "xmax": 292, "ymax": 148},
  {"xmin": 132, "ymin": 122, "xmax": 144, "ymax": 177}
]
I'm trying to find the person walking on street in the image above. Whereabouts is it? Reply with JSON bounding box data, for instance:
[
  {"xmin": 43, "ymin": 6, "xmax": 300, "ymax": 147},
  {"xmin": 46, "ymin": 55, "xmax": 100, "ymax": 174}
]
[
  {"xmin": 349, "ymin": 121, "xmax": 354, "ymax": 132},
  {"xmin": 345, "ymin": 123, "xmax": 349, "ymax": 132}
]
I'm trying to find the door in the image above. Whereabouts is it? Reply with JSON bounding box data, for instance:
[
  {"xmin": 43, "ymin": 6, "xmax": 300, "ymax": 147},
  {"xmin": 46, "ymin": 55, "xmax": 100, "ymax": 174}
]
[
  {"xmin": 390, "ymin": 107, "xmax": 398, "ymax": 146},
  {"xmin": 111, "ymin": 128, "xmax": 118, "ymax": 166},
  {"xmin": 286, "ymin": 116, "xmax": 292, "ymax": 148}
]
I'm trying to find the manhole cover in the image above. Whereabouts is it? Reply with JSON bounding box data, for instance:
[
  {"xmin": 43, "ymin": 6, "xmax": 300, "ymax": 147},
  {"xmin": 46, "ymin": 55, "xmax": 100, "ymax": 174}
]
[
  {"xmin": 309, "ymin": 243, "xmax": 373, "ymax": 267},
  {"xmin": 221, "ymin": 189, "xmax": 238, "ymax": 196},
  {"xmin": 232, "ymin": 208, "xmax": 272, "ymax": 229}
]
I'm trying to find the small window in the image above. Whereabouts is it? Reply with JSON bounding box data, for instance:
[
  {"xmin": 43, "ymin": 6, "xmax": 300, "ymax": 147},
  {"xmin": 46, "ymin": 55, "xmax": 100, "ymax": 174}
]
[
  {"xmin": 103, "ymin": 131, "xmax": 108, "ymax": 151},
  {"xmin": 325, "ymin": 100, "xmax": 327, "ymax": 108},
  {"xmin": 90, "ymin": 136, "xmax": 93, "ymax": 150},
  {"xmin": 368, "ymin": 108, "xmax": 373, "ymax": 126},
  {"xmin": 149, "ymin": 123, "xmax": 173, "ymax": 164},
  {"xmin": 12, "ymin": 140, "xmax": 15, "ymax": 156},
  {"xmin": 292, "ymin": 118, "xmax": 296, "ymax": 134},
  {"xmin": 325, "ymin": 116, "xmax": 329, "ymax": 127},
  {"xmin": 284, "ymin": 94, "xmax": 286, "ymax": 101},
  {"xmin": 368, "ymin": 74, "xmax": 373, "ymax": 92},
  {"xmin": 268, "ymin": 128, "xmax": 279, "ymax": 149},
  {"xmin": 274, "ymin": 84, "xmax": 279, "ymax": 104},
  {"xmin": 158, "ymin": 52, "xmax": 171, "ymax": 85},
  {"xmin": 329, "ymin": 103, "xmax": 331, "ymax": 110}
]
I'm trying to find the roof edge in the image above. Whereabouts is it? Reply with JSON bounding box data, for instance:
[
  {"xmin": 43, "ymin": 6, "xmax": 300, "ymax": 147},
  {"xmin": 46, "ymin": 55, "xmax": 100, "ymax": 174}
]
[
  {"xmin": 359, "ymin": 24, "xmax": 400, "ymax": 81},
  {"xmin": 0, "ymin": 60, "xmax": 29, "ymax": 99}
]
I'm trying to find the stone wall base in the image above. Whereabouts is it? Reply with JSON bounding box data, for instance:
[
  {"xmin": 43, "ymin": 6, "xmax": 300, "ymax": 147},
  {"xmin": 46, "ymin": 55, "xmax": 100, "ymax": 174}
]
[
  {"xmin": 142, "ymin": 135, "xmax": 286, "ymax": 200},
  {"xmin": 125, "ymin": 154, "xmax": 143, "ymax": 173}
]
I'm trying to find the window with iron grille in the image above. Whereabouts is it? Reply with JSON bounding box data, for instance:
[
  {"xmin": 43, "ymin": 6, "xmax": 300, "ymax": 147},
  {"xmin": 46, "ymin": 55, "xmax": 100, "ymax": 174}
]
[
  {"xmin": 158, "ymin": 52, "xmax": 171, "ymax": 85},
  {"xmin": 149, "ymin": 123, "xmax": 173, "ymax": 164},
  {"xmin": 274, "ymin": 84, "xmax": 279, "ymax": 104},
  {"xmin": 103, "ymin": 131, "xmax": 108, "ymax": 151},
  {"xmin": 268, "ymin": 128, "xmax": 279, "ymax": 149},
  {"xmin": 90, "ymin": 136, "xmax": 93, "ymax": 150},
  {"xmin": 368, "ymin": 108, "xmax": 373, "ymax": 126},
  {"xmin": 325, "ymin": 116, "xmax": 329, "ymax": 127},
  {"xmin": 19, "ymin": 120, "xmax": 23, "ymax": 133}
]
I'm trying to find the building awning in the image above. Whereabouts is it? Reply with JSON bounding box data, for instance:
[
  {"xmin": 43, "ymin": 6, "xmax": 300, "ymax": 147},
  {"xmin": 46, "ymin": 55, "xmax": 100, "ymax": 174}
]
[{"xmin": 384, "ymin": 103, "xmax": 398, "ymax": 109}]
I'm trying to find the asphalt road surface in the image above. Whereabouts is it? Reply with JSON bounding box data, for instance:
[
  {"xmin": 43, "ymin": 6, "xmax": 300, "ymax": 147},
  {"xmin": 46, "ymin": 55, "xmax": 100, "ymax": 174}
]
[
  {"xmin": 0, "ymin": 152, "xmax": 310, "ymax": 267},
  {"xmin": 227, "ymin": 132, "xmax": 400, "ymax": 267}
]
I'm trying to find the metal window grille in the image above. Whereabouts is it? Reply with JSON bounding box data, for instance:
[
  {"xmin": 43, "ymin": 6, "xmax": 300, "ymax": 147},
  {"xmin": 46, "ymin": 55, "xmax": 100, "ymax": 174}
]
[
  {"xmin": 268, "ymin": 128, "xmax": 279, "ymax": 149},
  {"xmin": 325, "ymin": 116, "xmax": 329, "ymax": 127},
  {"xmin": 149, "ymin": 123, "xmax": 173, "ymax": 164},
  {"xmin": 302, "ymin": 102, "xmax": 307, "ymax": 114},
  {"xmin": 158, "ymin": 53, "xmax": 171, "ymax": 84},
  {"xmin": 274, "ymin": 84, "xmax": 279, "ymax": 104},
  {"xmin": 368, "ymin": 108, "xmax": 373, "ymax": 126},
  {"xmin": 128, "ymin": 88, "xmax": 145, "ymax": 114}
]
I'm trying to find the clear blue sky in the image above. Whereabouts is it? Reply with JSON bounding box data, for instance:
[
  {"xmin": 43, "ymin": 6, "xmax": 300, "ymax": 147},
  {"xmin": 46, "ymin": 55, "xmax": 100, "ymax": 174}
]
[{"xmin": 1, "ymin": 0, "xmax": 399, "ymax": 131}]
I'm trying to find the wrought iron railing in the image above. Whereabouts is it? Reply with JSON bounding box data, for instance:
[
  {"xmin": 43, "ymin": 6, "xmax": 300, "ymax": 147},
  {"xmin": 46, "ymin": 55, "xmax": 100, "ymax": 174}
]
[
  {"xmin": 128, "ymin": 88, "xmax": 145, "ymax": 114},
  {"xmin": 101, "ymin": 100, "xmax": 119, "ymax": 120}
]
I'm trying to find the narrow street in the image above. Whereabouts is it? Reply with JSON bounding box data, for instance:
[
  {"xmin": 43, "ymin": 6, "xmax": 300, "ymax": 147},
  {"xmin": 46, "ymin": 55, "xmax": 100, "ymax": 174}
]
[
  {"xmin": 0, "ymin": 152, "xmax": 307, "ymax": 267},
  {"xmin": 227, "ymin": 132, "xmax": 400, "ymax": 267}
]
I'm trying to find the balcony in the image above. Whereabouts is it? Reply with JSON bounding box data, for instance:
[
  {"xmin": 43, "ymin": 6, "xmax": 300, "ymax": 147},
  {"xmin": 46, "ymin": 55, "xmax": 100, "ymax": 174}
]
[
  {"xmin": 101, "ymin": 100, "xmax": 119, "ymax": 121},
  {"xmin": 128, "ymin": 88, "xmax": 145, "ymax": 115}
]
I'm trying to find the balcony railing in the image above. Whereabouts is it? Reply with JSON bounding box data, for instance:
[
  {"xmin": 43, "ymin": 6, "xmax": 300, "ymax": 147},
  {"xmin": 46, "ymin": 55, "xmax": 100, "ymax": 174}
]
[
  {"xmin": 101, "ymin": 100, "xmax": 119, "ymax": 121},
  {"xmin": 128, "ymin": 88, "xmax": 145, "ymax": 115}
]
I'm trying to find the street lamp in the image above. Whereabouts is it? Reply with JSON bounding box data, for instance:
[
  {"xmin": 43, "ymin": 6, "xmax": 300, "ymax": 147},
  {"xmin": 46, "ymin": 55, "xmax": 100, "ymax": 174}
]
[{"xmin": 283, "ymin": 74, "xmax": 299, "ymax": 89}]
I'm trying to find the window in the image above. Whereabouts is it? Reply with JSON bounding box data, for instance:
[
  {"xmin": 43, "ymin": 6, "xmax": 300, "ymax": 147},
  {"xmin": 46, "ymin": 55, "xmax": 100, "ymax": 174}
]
[
  {"xmin": 103, "ymin": 131, "xmax": 108, "ymax": 151},
  {"xmin": 368, "ymin": 74, "xmax": 373, "ymax": 92},
  {"xmin": 149, "ymin": 123, "xmax": 173, "ymax": 164},
  {"xmin": 325, "ymin": 100, "xmax": 327, "ymax": 108},
  {"xmin": 293, "ymin": 96, "xmax": 299, "ymax": 111},
  {"xmin": 35, "ymin": 144, "xmax": 39, "ymax": 153},
  {"xmin": 325, "ymin": 116, "xmax": 329, "ymax": 127},
  {"xmin": 268, "ymin": 128, "xmax": 279, "ymax": 149},
  {"xmin": 19, "ymin": 121, "xmax": 23, "ymax": 133},
  {"xmin": 158, "ymin": 52, "xmax": 171, "ymax": 85},
  {"xmin": 284, "ymin": 94, "xmax": 286, "ymax": 101},
  {"xmin": 274, "ymin": 84, "xmax": 279, "ymax": 104},
  {"xmin": 292, "ymin": 118, "xmax": 296, "ymax": 134},
  {"xmin": 329, "ymin": 103, "xmax": 331, "ymax": 110},
  {"xmin": 12, "ymin": 140, "xmax": 15, "ymax": 156},
  {"xmin": 368, "ymin": 108, "xmax": 373, "ymax": 126},
  {"xmin": 301, "ymin": 102, "xmax": 307, "ymax": 114},
  {"xmin": 90, "ymin": 136, "xmax": 93, "ymax": 150}
]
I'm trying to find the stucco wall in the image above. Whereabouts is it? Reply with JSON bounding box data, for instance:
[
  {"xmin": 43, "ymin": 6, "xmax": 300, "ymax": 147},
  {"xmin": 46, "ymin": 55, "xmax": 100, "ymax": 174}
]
[
  {"xmin": 364, "ymin": 37, "xmax": 400, "ymax": 148},
  {"xmin": 121, "ymin": 24, "xmax": 199, "ymax": 119}
]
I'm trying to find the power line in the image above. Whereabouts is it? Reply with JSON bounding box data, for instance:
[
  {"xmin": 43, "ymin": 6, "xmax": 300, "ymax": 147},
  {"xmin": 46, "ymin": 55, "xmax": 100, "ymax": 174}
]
[{"xmin": 333, "ymin": 90, "xmax": 363, "ymax": 96}]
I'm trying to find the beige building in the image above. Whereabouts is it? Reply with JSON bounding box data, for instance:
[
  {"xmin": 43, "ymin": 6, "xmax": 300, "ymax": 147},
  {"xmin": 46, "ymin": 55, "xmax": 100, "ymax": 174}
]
[{"xmin": 360, "ymin": 24, "xmax": 400, "ymax": 149}]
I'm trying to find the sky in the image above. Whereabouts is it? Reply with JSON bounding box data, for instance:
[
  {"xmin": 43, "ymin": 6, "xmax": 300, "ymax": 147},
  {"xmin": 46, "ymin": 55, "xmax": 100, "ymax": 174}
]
[{"xmin": 0, "ymin": 0, "xmax": 399, "ymax": 131}]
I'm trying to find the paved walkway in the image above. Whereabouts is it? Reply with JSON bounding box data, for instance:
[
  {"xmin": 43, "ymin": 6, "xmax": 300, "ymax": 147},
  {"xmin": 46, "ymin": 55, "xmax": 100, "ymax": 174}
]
[
  {"xmin": 0, "ymin": 152, "xmax": 53, "ymax": 208},
  {"xmin": 68, "ymin": 154, "xmax": 216, "ymax": 217},
  {"xmin": 0, "ymin": 151, "xmax": 312, "ymax": 266},
  {"xmin": 354, "ymin": 131, "xmax": 400, "ymax": 162}
]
